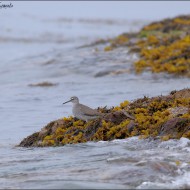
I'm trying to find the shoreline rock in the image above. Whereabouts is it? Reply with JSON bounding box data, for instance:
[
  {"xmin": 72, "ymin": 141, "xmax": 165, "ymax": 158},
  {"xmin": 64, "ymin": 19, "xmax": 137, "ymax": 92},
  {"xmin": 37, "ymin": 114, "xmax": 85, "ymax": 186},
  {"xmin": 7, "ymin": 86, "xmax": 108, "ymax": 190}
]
[
  {"xmin": 19, "ymin": 88, "xmax": 190, "ymax": 147},
  {"xmin": 19, "ymin": 15, "xmax": 190, "ymax": 147},
  {"xmin": 103, "ymin": 15, "xmax": 190, "ymax": 77}
]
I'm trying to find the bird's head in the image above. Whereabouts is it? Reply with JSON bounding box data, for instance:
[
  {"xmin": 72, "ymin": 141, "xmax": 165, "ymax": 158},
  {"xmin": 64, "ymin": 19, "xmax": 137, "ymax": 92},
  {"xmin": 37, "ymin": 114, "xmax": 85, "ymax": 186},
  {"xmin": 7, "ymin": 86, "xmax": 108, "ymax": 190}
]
[{"xmin": 63, "ymin": 96, "xmax": 79, "ymax": 104}]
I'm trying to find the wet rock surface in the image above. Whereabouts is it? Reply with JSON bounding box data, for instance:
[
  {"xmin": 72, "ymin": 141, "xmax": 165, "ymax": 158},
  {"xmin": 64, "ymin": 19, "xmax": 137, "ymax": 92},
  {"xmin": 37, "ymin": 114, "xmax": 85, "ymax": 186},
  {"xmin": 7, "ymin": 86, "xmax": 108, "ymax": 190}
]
[{"xmin": 160, "ymin": 117, "xmax": 189, "ymax": 137}]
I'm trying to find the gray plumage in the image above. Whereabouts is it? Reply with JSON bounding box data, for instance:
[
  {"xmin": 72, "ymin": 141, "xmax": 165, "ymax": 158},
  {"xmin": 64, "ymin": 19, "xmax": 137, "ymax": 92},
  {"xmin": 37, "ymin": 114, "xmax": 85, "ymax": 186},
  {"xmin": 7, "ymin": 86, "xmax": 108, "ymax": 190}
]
[{"xmin": 63, "ymin": 96, "xmax": 102, "ymax": 122}]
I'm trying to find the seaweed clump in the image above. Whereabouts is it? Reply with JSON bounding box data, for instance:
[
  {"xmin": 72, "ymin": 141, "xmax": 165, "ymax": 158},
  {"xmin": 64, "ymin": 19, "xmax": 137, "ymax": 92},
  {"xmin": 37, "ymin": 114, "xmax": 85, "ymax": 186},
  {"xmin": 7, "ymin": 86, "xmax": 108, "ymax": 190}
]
[
  {"xmin": 19, "ymin": 88, "xmax": 190, "ymax": 147},
  {"xmin": 104, "ymin": 15, "xmax": 190, "ymax": 77}
]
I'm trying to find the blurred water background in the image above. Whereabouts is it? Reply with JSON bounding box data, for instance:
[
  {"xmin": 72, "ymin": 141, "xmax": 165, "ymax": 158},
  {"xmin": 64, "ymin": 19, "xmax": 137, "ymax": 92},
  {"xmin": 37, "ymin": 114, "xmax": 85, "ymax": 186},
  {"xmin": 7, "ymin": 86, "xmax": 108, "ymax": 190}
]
[{"xmin": 0, "ymin": 1, "xmax": 190, "ymax": 189}]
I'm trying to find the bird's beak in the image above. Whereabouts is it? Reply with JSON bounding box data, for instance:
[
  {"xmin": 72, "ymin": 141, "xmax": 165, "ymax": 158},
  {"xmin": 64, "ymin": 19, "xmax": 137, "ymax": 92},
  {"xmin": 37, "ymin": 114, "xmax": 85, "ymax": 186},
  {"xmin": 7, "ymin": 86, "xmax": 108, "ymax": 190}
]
[{"xmin": 63, "ymin": 100, "xmax": 71, "ymax": 104}]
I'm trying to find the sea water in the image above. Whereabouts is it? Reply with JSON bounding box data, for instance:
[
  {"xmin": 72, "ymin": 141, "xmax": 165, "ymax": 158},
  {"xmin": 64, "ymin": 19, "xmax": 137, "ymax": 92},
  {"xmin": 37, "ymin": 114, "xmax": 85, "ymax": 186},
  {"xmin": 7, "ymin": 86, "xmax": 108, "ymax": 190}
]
[{"xmin": 0, "ymin": 2, "xmax": 190, "ymax": 189}]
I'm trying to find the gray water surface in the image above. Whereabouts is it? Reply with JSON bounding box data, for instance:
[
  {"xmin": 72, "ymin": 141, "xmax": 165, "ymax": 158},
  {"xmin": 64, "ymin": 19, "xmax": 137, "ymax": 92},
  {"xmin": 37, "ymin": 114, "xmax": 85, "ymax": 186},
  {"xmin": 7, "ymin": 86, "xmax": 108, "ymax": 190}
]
[
  {"xmin": 1, "ymin": 138, "xmax": 190, "ymax": 189},
  {"xmin": 1, "ymin": 4, "xmax": 190, "ymax": 189}
]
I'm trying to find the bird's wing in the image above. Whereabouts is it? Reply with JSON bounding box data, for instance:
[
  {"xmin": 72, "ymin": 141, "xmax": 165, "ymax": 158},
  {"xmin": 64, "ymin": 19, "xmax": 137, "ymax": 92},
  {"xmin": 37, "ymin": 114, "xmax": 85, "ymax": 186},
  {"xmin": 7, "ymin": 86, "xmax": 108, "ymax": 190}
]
[{"xmin": 79, "ymin": 104, "xmax": 101, "ymax": 116}]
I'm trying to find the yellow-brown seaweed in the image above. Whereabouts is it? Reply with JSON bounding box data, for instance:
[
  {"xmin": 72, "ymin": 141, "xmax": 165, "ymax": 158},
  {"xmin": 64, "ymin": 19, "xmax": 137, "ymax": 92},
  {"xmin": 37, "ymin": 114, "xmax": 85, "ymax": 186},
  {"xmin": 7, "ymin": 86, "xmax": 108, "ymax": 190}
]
[{"xmin": 19, "ymin": 88, "xmax": 190, "ymax": 147}]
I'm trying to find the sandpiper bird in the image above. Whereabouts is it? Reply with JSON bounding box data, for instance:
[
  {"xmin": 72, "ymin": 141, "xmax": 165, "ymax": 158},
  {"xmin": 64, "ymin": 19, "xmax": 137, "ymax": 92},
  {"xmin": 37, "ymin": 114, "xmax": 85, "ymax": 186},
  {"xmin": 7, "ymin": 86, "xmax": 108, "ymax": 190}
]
[{"xmin": 63, "ymin": 96, "xmax": 102, "ymax": 122}]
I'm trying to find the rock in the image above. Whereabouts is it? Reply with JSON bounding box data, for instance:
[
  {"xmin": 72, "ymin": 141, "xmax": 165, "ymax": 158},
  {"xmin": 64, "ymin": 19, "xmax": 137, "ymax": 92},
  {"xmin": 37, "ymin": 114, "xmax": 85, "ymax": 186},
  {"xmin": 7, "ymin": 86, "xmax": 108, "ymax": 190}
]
[
  {"xmin": 103, "ymin": 111, "xmax": 129, "ymax": 124},
  {"xmin": 167, "ymin": 107, "xmax": 189, "ymax": 117},
  {"xmin": 28, "ymin": 81, "xmax": 58, "ymax": 87},
  {"xmin": 19, "ymin": 132, "xmax": 39, "ymax": 147},
  {"xmin": 160, "ymin": 117, "xmax": 189, "ymax": 138},
  {"xmin": 150, "ymin": 161, "xmax": 178, "ymax": 175},
  {"xmin": 84, "ymin": 119, "xmax": 102, "ymax": 140},
  {"xmin": 94, "ymin": 70, "xmax": 113, "ymax": 77},
  {"xmin": 19, "ymin": 119, "xmax": 67, "ymax": 147},
  {"xmin": 18, "ymin": 88, "xmax": 190, "ymax": 147},
  {"xmin": 127, "ymin": 121, "xmax": 137, "ymax": 133},
  {"xmin": 172, "ymin": 88, "xmax": 190, "ymax": 99}
]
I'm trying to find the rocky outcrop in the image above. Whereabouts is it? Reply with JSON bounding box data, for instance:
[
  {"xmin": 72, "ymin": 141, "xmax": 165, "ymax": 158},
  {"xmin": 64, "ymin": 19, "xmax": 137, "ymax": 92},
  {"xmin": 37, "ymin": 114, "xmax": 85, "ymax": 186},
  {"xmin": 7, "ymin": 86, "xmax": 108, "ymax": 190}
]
[
  {"xmin": 104, "ymin": 15, "xmax": 190, "ymax": 77},
  {"xmin": 19, "ymin": 88, "xmax": 190, "ymax": 147}
]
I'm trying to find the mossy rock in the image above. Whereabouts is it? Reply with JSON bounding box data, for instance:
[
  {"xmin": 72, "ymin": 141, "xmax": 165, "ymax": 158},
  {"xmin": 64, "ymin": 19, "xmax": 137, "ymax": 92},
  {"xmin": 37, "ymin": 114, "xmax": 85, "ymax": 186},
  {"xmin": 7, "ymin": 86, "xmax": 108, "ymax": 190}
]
[
  {"xmin": 19, "ymin": 88, "xmax": 190, "ymax": 147},
  {"xmin": 104, "ymin": 15, "xmax": 190, "ymax": 77}
]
